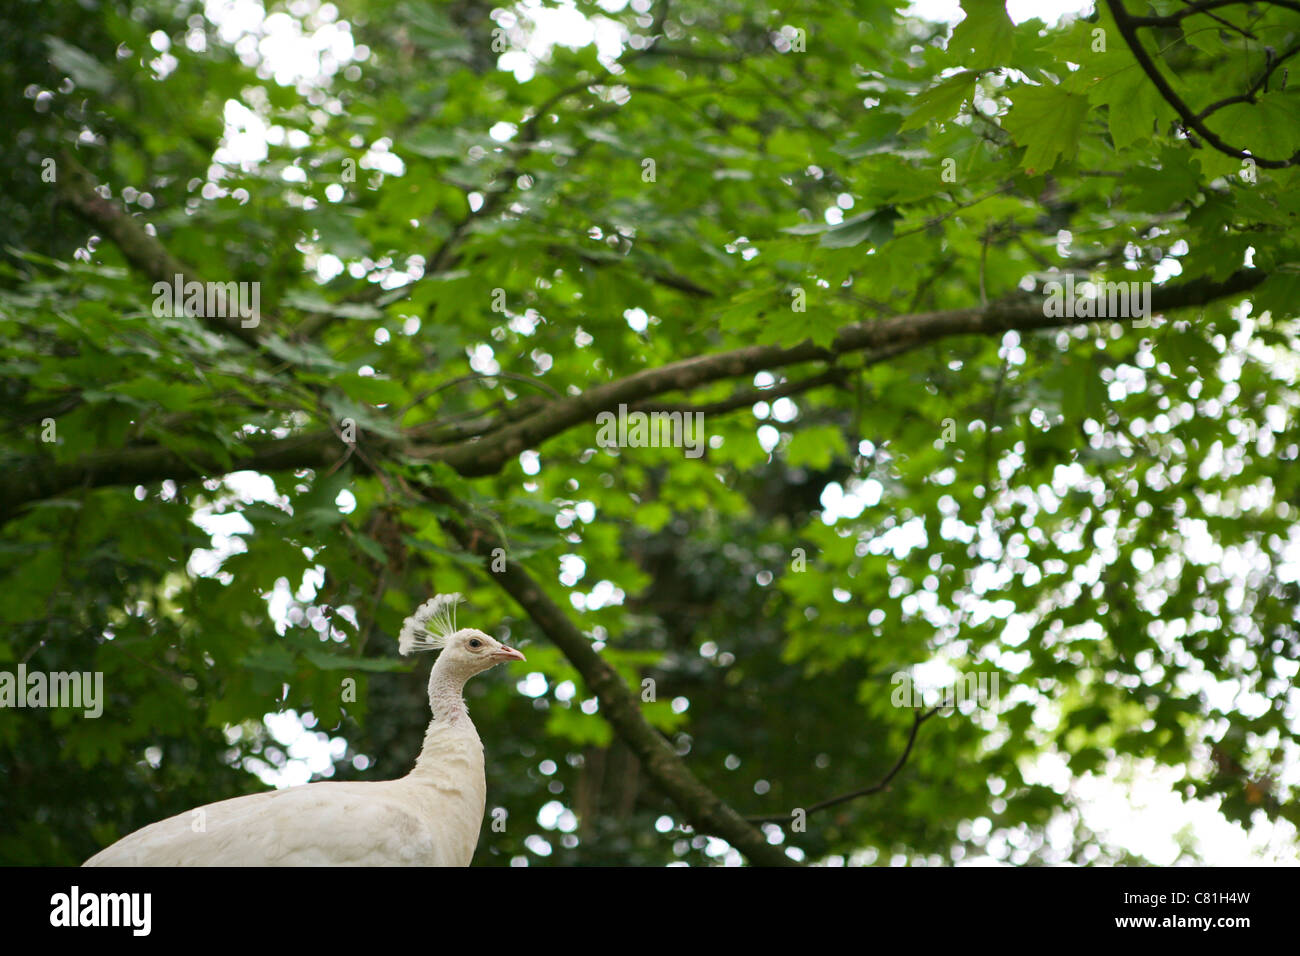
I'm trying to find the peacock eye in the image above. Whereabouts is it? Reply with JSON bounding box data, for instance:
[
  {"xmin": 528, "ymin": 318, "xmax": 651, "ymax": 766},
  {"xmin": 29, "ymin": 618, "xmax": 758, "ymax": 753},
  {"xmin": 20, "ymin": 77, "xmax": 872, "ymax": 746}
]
[{"xmin": 469, "ymin": 639, "xmax": 482, "ymax": 648}]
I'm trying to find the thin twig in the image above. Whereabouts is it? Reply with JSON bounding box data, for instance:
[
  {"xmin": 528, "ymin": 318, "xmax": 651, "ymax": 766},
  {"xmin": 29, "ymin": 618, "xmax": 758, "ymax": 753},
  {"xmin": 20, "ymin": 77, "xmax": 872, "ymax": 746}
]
[
  {"xmin": 1105, "ymin": 0, "xmax": 1300, "ymax": 168},
  {"xmin": 746, "ymin": 706, "xmax": 944, "ymax": 825}
]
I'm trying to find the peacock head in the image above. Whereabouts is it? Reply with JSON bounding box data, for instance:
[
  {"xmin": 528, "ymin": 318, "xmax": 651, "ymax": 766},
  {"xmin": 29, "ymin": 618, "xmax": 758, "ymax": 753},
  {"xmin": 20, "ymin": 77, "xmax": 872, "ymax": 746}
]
[
  {"xmin": 438, "ymin": 627, "xmax": 527, "ymax": 677},
  {"xmin": 398, "ymin": 594, "xmax": 525, "ymax": 680}
]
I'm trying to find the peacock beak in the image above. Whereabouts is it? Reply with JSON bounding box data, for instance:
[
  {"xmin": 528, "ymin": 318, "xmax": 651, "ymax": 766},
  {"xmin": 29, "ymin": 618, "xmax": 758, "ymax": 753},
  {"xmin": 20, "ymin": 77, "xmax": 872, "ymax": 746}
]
[{"xmin": 494, "ymin": 645, "xmax": 526, "ymax": 663}]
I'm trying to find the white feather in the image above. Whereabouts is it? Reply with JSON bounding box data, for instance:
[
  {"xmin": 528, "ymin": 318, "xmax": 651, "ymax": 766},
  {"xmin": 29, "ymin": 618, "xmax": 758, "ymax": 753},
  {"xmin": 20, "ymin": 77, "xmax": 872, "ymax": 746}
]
[
  {"xmin": 82, "ymin": 725, "xmax": 486, "ymax": 866},
  {"xmin": 399, "ymin": 592, "xmax": 463, "ymax": 655},
  {"xmin": 84, "ymin": 594, "xmax": 519, "ymax": 867}
]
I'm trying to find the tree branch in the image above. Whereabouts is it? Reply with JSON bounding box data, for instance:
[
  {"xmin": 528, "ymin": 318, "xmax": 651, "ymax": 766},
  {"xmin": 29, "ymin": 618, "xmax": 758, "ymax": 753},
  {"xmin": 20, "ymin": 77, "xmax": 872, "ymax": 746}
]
[
  {"xmin": 632, "ymin": 367, "xmax": 851, "ymax": 416},
  {"xmin": 1105, "ymin": 0, "xmax": 1300, "ymax": 168},
  {"xmin": 424, "ymin": 267, "xmax": 1266, "ymax": 476},
  {"xmin": 1126, "ymin": 0, "xmax": 1300, "ymax": 26},
  {"xmin": 1196, "ymin": 41, "xmax": 1300, "ymax": 119},
  {"xmin": 0, "ymin": 268, "xmax": 1267, "ymax": 524},
  {"xmin": 557, "ymin": 245, "xmax": 715, "ymax": 299},
  {"xmin": 428, "ymin": 488, "xmax": 798, "ymax": 867},
  {"xmin": 746, "ymin": 706, "xmax": 943, "ymax": 825},
  {"xmin": 55, "ymin": 151, "xmax": 264, "ymax": 348},
  {"xmin": 0, "ymin": 431, "xmax": 362, "ymax": 526}
]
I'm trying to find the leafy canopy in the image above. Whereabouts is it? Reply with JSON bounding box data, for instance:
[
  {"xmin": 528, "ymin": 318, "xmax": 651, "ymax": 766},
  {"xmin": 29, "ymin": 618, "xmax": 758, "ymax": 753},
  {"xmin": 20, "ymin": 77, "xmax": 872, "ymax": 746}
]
[{"xmin": 1, "ymin": 0, "xmax": 1298, "ymax": 865}]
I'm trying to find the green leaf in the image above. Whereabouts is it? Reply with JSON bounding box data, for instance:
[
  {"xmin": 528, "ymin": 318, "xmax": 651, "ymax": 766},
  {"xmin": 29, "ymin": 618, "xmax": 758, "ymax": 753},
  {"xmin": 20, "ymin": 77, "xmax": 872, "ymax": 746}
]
[
  {"xmin": 635, "ymin": 500, "xmax": 672, "ymax": 531},
  {"xmin": 1252, "ymin": 266, "xmax": 1300, "ymax": 319},
  {"xmin": 282, "ymin": 291, "xmax": 383, "ymax": 320},
  {"xmin": 405, "ymin": 129, "xmax": 464, "ymax": 159},
  {"xmin": 781, "ymin": 221, "xmax": 831, "ymax": 236},
  {"xmin": 900, "ymin": 71, "xmax": 979, "ymax": 131},
  {"xmin": 1003, "ymin": 83, "xmax": 1090, "ymax": 173},
  {"xmin": 1087, "ymin": 66, "xmax": 1168, "ymax": 150},
  {"xmin": 46, "ymin": 37, "xmax": 114, "ymax": 94},
  {"xmin": 545, "ymin": 706, "xmax": 612, "ymax": 747},
  {"xmin": 1060, "ymin": 355, "xmax": 1106, "ymax": 424},
  {"xmin": 785, "ymin": 425, "xmax": 848, "ymax": 469},
  {"xmin": 820, "ymin": 206, "xmax": 899, "ymax": 249},
  {"xmin": 241, "ymin": 644, "xmax": 298, "ymax": 674},
  {"xmin": 949, "ymin": 3, "xmax": 1016, "ymax": 70},
  {"xmin": 335, "ymin": 374, "xmax": 407, "ymax": 406},
  {"xmin": 1124, "ymin": 148, "xmax": 1202, "ymax": 213},
  {"xmin": 301, "ymin": 650, "xmax": 408, "ymax": 672},
  {"xmin": 1212, "ymin": 92, "xmax": 1300, "ymax": 163}
]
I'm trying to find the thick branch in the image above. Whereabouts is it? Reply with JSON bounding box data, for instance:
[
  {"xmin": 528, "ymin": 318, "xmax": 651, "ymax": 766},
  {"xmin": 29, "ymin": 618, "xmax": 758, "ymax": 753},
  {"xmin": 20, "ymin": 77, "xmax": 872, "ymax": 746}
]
[
  {"xmin": 56, "ymin": 152, "xmax": 264, "ymax": 347},
  {"xmin": 427, "ymin": 268, "xmax": 1266, "ymax": 476},
  {"xmin": 0, "ymin": 269, "xmax": 1267, "ymax": 523},
  {"xmin": 0, "ymin": 431, "xmax": 362, "ymax": 525},
  {"xmin": 430, "ymin": 490, "xmax": 798, "ymax": 867},
  {"xmin": 632, "ymin": 367, "xmax": 850, "ymax": 416}
]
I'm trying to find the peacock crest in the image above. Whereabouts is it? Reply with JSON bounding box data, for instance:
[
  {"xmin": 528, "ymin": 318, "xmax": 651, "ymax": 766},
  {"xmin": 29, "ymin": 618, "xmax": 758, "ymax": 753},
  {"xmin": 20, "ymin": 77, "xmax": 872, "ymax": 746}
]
[{"xmin": 399, "ymin": 593, "xmax": 464, "ymax": 655}]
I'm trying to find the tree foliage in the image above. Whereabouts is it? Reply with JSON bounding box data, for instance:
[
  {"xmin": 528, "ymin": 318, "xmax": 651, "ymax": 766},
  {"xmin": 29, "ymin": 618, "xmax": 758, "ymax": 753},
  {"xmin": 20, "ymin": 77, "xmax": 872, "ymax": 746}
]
[{"xmin": 1, "ymin": 0, "xmax": 1298, "ymax": 865}]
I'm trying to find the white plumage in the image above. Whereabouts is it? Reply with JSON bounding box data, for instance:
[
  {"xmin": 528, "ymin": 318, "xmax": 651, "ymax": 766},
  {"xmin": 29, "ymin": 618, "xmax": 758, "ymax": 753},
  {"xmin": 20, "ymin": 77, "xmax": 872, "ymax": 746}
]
[{"xmin": 84, "ymin": 594, "xmax": 524, "ymax": 867}]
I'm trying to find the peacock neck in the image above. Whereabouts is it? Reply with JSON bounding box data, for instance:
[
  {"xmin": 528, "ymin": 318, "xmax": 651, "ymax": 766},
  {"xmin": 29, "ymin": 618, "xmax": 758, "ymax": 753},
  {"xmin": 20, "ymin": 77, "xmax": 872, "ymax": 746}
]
[
  {"xmin": 427, "ymin": 658, "xmax": 471, "ymax": 726},
  {"xmin": 407, "ymin": 655, "xmax": 485, "ymax": 782}
]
